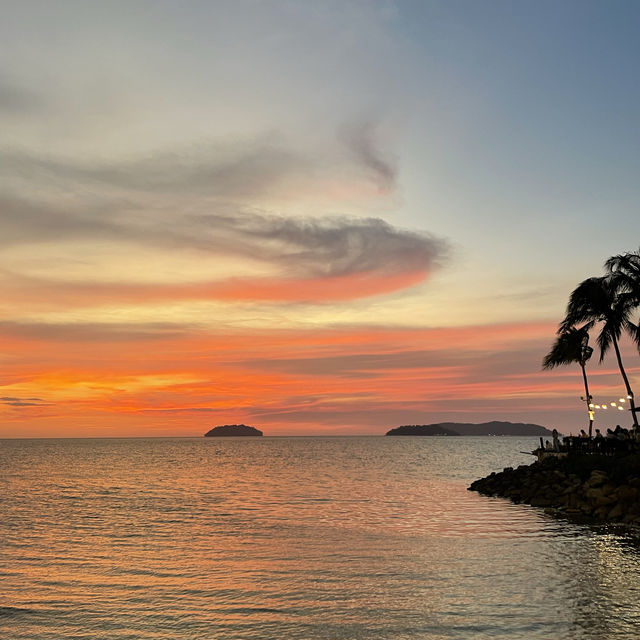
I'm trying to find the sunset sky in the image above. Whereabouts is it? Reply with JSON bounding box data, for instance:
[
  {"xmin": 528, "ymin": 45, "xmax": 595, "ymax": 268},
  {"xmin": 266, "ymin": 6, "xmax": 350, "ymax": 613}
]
[{"xmin": 2, "ymin": 0, "xmax": 640, "ymax": 437}]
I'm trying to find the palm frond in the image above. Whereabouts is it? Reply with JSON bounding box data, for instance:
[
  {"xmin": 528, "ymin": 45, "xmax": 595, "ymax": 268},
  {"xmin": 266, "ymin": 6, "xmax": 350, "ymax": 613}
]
[
  {"xmin": 597, "ymin": 328, "xmax": 612, "ymax": 363},
  {"xmin": 624, "ymin": 319, "xmax": 640, "ymax": 352},
  {"xmin": 605, "ymin": 249, "xmax": 640, "ymax": 301},
  {"xmin": 542, "ymin": 326, "xmax": 591, "ymax": 369}
]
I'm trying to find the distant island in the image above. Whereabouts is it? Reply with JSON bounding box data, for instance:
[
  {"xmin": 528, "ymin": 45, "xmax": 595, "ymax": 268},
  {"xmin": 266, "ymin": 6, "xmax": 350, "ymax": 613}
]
[
  {"xmin": 387, "ymin": 424, "xmax": 460, "ymax": 436},
  {"xmin": 204, "ymin": 424, "xmax": 263, "ymax": 437},
  {"xmin": 386, "ymin": 421, "xmax": 553, "ymax": 436}
]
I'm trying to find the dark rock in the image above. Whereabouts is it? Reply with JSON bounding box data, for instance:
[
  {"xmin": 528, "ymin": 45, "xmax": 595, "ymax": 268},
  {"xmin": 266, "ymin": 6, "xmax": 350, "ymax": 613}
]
[
  {"xmin": 585, "ymin": 470, "xmax": 608, "ymax": 488},
  {"xmin": 607, "ymin": 504, "xmax": 624, "ymax": 520},
  {"xmin": 468, "ymin": 452, "xmax": 640, "ymax": 525},
  {"xmin": 617, "ymin": 485, "xmax": 637, "ymax": 502},
  {"xmin": 204, "ymin": 424, "xmax": 263, "ymax": 437}
]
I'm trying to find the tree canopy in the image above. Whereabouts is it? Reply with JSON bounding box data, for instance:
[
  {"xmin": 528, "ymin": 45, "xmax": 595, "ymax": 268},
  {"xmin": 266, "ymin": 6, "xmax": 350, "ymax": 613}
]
[{"xmin": 549, "ymin": 249, "xmax": 640, "ymax": 430}]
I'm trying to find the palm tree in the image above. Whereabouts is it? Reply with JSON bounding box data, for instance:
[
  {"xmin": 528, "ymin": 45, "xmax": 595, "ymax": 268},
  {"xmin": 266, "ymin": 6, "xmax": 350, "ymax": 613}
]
[
  {"xmin": 560, "ymin": 276, "xmax": 639, "ymax": 428},
  {"xmin": 605, "ymin": 248, "xmax": 640, "ymax": 351},
  {"xmin": 606, "ymin": 248, "xmax": 640, "ymax": 298},
  {"xmin": 543, "ymin": 326, "xmax": 594, "ymax": 436}
]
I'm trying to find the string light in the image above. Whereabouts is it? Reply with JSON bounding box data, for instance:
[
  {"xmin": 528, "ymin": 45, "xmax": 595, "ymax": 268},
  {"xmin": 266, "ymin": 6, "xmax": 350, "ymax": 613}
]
[{"xmin": 587, "ymin": 393, "xmax": 636, "ymax": 416}]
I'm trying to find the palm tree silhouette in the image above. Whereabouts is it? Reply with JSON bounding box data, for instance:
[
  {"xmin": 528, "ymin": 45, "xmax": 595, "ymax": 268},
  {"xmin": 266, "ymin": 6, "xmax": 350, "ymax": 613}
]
[
  {"xmin": 543, "ymin": 326, "xmax": 594, "ymax": 436},
  {"xmin": 560, "ymin": 276, "xmax": 639, "ymax": 428},
  {"xmin": 605, "ymin": 248, "xmax": 640, "ymax": 351}
]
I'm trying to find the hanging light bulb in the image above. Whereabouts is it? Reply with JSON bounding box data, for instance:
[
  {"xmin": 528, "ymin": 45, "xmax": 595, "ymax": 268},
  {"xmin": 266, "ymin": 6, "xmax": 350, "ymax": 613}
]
[{"xmin": 618, "ymin": 406, "xmax": 624, "ymax": 411}]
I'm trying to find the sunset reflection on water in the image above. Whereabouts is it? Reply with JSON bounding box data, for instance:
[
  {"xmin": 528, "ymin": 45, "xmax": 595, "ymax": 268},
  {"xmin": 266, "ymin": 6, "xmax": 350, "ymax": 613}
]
[{"xmin": 2, "ymin": 436, "xmax": 639, "ymax": 639}]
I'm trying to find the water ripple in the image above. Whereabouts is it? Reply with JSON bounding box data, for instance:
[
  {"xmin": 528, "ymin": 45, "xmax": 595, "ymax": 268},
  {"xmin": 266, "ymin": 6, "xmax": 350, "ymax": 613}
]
[{"xmin": 1, "ymin": 436, "xmax": 640, "ymax": 639}]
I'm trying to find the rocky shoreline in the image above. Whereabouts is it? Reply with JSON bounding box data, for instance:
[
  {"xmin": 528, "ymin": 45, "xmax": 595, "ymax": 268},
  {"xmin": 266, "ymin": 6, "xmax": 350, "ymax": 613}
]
[{"xmin": 468, "ymin": 453, "xmax": 640, "ymax": 524}]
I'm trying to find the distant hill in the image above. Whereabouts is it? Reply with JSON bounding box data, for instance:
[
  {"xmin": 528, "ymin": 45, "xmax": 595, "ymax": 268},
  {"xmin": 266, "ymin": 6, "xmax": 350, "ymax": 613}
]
[
  {"xmin": 386, "ymin": 424, "xmax": 460, "ymax": 436},
  {"xmin": 386, "ymin": 421, "xmax": 553, "ymax": 436},
  {"xmin": 204, "ymin": 424, "xmax": 263, "ymax": 437}
]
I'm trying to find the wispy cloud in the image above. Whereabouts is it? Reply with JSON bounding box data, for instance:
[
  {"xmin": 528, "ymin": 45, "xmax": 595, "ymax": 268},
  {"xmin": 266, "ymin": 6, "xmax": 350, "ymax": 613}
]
[
  {"xmin": 0, "ymin": 195, "xmax": 116, "ymax": 246},
  {"xmin": 2, "ymin": 120, "xmax": 398, "ymax": 200},
  {"xmin": 0, "ymin": 320, "xmax": 189, "ymax": 342},
  {"xmin": 1, "ymin": 204, "xmax": 448, "ymax": 304},
  {"xmin": 1, "ymin": 141, "xmax": 300, "ymax": 198},
  {"xmin": 1, "ymin": 118, "xmax": 449, "ymax": 304},
  {"xmin": 339, "ymin": 120, "xmax": 397, "ymax": 193},
  {"xmin": 1, "ymin": 396, "xmax": 50, "ymax": 407}
]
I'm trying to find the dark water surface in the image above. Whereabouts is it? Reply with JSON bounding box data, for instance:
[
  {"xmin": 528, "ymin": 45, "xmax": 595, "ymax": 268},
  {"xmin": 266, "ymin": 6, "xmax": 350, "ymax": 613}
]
[{"xmin": 2, "ymin": 436, "xmax": 639, "ymax": 639}]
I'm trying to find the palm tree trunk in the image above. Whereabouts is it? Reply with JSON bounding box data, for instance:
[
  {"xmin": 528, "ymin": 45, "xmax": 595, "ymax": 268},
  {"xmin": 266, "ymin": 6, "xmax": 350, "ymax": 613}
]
[
  {"xmin": 612, "ymin": 334, "xmax": 639, "ymax": 428},
  {"xmin": 580, "ymin": 363, "xmax": 593, "ymax": 437}
]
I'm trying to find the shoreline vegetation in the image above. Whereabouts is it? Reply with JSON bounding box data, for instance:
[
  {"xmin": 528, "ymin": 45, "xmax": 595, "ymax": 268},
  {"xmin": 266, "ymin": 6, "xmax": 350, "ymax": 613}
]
[{"xmin": 470, "ymin": 248, "xmax": 640, "ymax": 524}]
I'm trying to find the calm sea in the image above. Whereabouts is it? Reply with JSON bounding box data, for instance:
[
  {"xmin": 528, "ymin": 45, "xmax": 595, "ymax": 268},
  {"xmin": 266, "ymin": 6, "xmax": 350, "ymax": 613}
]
[{"xmin": 1, "ymin": 436, "xmax": 639, "ymax": 639}]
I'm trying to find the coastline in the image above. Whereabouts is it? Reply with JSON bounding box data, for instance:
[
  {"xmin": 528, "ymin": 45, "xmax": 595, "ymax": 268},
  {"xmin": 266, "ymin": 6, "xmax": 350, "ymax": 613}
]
[{"xmin": 469, "ymin": 452, "xmax": 640, "ymax": 524}]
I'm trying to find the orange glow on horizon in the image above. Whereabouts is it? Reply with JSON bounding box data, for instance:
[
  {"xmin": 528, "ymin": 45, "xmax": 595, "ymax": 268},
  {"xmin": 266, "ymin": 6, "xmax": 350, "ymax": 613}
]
[{"xmin": 3, "ymin": 317, "xmax": 637, "ymax": 438}]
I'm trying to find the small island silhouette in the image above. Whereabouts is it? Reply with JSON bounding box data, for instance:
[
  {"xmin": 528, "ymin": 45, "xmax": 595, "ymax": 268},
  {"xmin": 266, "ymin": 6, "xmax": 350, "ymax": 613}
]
[
  {"xmin": 204, "ymin": 424, "xmax": 263, "ymax": 437},
  {"xmin": 386, "ymin": 421, "xmax": 553, "ymax": 436}
]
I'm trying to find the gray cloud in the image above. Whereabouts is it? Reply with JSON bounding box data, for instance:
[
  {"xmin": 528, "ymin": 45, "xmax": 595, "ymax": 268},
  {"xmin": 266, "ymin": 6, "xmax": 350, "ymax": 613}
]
[
  {"xmin": 0, "ymin": 193, "xmax": 448, "ymax": 284},
  {"xmin": 142, "ymin": 407, "xmax": 221, "ymax": 414},
  {"xmin": 0, "ymin": 396, "xmax": 49, "ymax": 407},
  {"xmin": 0, "ymin": 320, "xmax": 190, "ymax": 342},
  {"xmin": 0, "ymin": 195, "xmax": 116, "ymax": 246},
  {"xmin": 193, "ymin": 213, "xmax": 448, "ymax": 279},
  {"xmin": 2, "ymin": 121, "xmax": 395, "ymax": 199},
  {"xmin": 340, "ymin": 120, "xmax": 397, "ymax": 192},
  {"xmin": 1, "ymin": 142, "xmax": 301, "ymax": 198},
  {"xmin": 1, "ymin": 123, "xmax": 449, "ymax": 296},
  {"xmin": 236, "ymin": 349, "xmax": 458, "ymax": 378},
  {"xmin": 233, "ymin": 342, "xmax": 547, "ymax": 378}
]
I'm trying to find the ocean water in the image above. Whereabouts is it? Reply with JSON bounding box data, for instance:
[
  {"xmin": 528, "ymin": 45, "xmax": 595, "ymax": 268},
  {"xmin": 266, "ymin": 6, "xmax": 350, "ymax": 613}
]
[{"xmin": 1, "ymin": 436, "xmax": 640, "ymax": 640}]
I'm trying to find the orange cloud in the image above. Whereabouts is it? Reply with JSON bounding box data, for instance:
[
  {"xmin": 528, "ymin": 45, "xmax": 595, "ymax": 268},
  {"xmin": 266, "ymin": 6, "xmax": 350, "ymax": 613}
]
[
  {"xmin": 7, "ymin": 318, "xmax": 631, "ymax": 438},
  {"xmin": 2, "ymin": 267, "xmax": 434, "ymax": 310}
]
